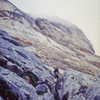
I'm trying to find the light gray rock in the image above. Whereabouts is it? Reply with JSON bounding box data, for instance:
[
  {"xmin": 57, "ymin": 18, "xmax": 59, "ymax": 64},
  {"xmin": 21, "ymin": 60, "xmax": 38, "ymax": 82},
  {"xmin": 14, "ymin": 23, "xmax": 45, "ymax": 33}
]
[
  {"xmin": 86, "ymin": 85, "xmax": 100, "ymax": 100},
  {"xmin": 0, "ymin": 30, "xmax": 55, "ymax": 93},
  {"xmin": 55, "ymin": 69, "xmax": 100, "ymax": 100},
  {"xmin": 0, "ymin": 30, "xmax": 55, "ymax": 99},
  {"xmin": 0, "ymin": 66, "xmax": 38, "ymax": 100}
]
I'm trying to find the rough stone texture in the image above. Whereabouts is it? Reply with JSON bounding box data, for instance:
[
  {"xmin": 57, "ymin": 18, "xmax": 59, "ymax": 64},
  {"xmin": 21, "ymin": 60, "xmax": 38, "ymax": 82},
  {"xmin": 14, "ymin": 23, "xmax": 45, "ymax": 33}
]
[
  {"xmin": 55, "ymin": 69, "xmax": 100, "ymax": 100},
  {"xmin": 0, "ymin": 0, "xmax": 100, "ymax": 76},
  {"xmin": 0, "ymin": 30, "xmax": 55, "ymax": 99},
  {"xmin": 0, "ymin": 66, "xmax": 38, "ymax": 100},
  {"xmin": 36, "ymin": 84, "xmax": 55, "ymax": 100},
  {"xmin": 36, "ymin": 84, "xmax": 48, "ymax": 95},
  {"xmin": 86, "ymin": 85, "xmax": 100, "ymax": 100},
  {"xmin": 0, "ymin": 30, "xmax": 54, "ymax": 82},
  {"xmin": 38, "ymin": 92, "xmax": 55, "ymax": 100},
  {"xmin": 0, "ymin": 0, "xmax": 100, "ymax": 100}
]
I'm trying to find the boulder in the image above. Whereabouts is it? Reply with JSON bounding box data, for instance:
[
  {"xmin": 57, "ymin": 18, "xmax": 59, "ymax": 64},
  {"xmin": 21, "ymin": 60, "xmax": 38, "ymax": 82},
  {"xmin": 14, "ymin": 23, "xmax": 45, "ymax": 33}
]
[
  {"xmin": 36, "ymin": 84, "xmax": 48, "ymax": 95},
  {"xmin": 36, "ymin": 84, "xmax": 55, "ymax": 100},
  {"xmin": 55, "ymin": 69, "xmax": 100, "ymax": 100},
  {"xmin": 0, "ymin": 66, "xmax": 38, "ymax": 100}
]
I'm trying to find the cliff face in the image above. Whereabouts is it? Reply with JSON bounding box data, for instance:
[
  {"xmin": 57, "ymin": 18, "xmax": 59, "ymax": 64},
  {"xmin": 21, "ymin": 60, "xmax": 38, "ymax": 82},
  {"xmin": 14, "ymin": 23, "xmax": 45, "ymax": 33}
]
[{"xmin": 0, "ymin": 0, "xmax": 100, "ymax": 100}]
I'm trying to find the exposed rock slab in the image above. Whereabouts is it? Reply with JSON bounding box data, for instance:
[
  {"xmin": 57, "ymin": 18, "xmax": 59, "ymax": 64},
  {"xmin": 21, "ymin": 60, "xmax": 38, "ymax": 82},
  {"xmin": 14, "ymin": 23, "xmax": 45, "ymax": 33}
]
[
  {"xmin": 0, "ymin": 30, "xmax": 54, "ymax": 82},
  {"xmin": 0, "ymin": 66, "xmax": 38, "ymax": 100},
  {"xmin": 0, "ymin": 30, "xmax": 55, "ymax": 99},
  {"xmin": 55, "ymin": 69, "xmax": 100, "ymax": 100}
]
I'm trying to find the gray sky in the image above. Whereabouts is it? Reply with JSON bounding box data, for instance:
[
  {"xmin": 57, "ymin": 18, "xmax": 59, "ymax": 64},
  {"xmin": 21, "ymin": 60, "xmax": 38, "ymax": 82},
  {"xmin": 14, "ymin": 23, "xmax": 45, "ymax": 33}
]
[{"xmin": 9, "ymin": 0, "xmax": 100, "ymax": 56}]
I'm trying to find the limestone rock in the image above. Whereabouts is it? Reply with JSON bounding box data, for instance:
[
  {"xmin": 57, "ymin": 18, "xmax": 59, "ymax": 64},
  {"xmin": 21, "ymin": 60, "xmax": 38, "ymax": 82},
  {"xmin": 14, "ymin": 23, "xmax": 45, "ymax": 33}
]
[
  {"xmin": 55, "ymin": 69, "xmax": 100, "ymax": 100},
  {"xmin": 0, "ymin": 66, "xmax": 38, "ymax": 100},
  {"xmin": 0, "ymin": 30, "xmax": 54, "ymax": 83},
  {"xmin": 0, "ymin": 30, "xmax": 55, "ymax": 100}
]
